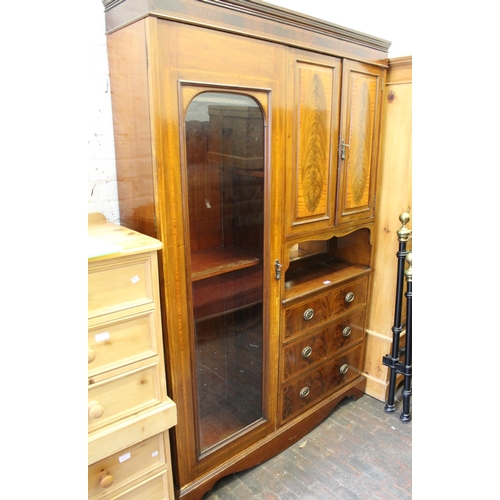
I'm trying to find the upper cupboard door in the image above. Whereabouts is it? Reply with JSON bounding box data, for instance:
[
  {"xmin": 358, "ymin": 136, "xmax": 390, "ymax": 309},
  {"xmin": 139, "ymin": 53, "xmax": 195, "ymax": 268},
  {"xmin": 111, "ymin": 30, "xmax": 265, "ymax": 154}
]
[
  {"xmin": 337, "ymin": 60, "xmax": 383, "ymax": 225},
  {"xmin": 286, "ymin": 50, "xmax": 341, "ymax": 236}
]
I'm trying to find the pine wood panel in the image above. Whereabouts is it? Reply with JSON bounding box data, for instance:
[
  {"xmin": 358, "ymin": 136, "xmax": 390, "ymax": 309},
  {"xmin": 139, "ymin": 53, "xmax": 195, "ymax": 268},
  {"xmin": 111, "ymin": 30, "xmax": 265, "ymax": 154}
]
[
  {"xmin": 88, "ymin": 255, "xmax": 154, "ymax": 319},
  {"xmin": 88, "ymin": 362, "xmax": 164, "ymax": 432},
  {"xmin": 110, "ymin": 470, "xmax": 171, "ymax": 499},
  {"xmin": 88, "ymin": 307, "xmax": 158, "ymax": 377},
  {"xmin": 363, "ymin": 56, "xmax": 412, "ymax": 401},
  {"xmin": 88, "ymin": 433, "xmax": 167, "ymax": 499},
  {"xmin": 88, "ymin": 216, "xmax": 177, "ymax": 500}
]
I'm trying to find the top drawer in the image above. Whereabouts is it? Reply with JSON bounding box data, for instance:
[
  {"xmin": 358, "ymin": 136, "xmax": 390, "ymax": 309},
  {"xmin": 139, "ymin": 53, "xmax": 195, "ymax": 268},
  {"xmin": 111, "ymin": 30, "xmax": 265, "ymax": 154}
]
[
  {"xmin": 284, "ymin": 277, "xmax": 368, "ymax": 339},
  {"xmin": 89, "ymin": 254, "xmax": 156, "ymax": 319}
]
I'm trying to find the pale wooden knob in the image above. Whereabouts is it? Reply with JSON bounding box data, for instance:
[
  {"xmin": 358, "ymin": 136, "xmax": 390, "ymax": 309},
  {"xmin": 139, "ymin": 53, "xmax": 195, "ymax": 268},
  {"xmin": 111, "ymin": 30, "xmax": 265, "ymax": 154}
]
[
  {"xmin": 88, "ymin": 347, "xmax": 96, "ymax": 364},
  {"xmin": 99, "ymin": 470, "xmax": 114, "ymax": 488},
  {"xmin": 88, "ymin": 401, "xmax": 104, "ymax": 419}
]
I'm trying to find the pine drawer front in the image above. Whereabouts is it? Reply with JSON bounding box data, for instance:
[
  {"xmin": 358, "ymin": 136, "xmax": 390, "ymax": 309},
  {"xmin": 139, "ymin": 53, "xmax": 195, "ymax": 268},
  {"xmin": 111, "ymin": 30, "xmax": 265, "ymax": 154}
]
[
  {"xmin": 88, "ymin": 433, "xmax": 167, "ymax": 500},
  {"xmin": 88, "ymin": 400, "xmax": 177, "ymax": 466},
  {"xmin": 282, "ymin": 309, "xmax": 365, "ymax": 381},
  {"xmin": 284, "ymin": 278, "xmax": 368, "ymax": 339},
  {"xmin": 88, "ymin": 308, "xmax": 158, "ymax": 377},
  {"xmin": 281, "ymin": 343, "xmax": 363, "ymax": 423},
  {"xmin": 89, "ymin": 256, "xmax": 155, "ymax": 319},
  {"xmin": 88, "ymin": 363, "xmax": 163, "ymax": 432},
  {"xmin": 108, "ymin": 470, "xmax": 170, "ymax": 500}
]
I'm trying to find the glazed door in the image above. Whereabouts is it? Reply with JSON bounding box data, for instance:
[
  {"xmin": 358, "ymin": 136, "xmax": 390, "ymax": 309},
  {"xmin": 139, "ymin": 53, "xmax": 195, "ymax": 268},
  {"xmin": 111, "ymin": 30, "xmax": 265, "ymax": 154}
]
[
  {"xmin": 337, "ymin": 60, "xmax": 383, "ymax": 225},
  {"xmin": 182, "ymin": 88, "xmax": 271, "ymax": 458},
  {"xmin": 153, "ymin": 19, "xmax": 285, "ymax": 489}
]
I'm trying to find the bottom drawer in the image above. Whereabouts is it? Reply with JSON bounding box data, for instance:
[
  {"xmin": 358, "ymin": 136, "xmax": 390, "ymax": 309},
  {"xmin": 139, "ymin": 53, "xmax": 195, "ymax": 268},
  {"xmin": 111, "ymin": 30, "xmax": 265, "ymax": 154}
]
[
  {"xmin": 281, "ymin": 343, "xmax": 363, "ymax": 423},
  {"xmin": 110, "ymin": 470, "xmax": 170, "ymax": 500},
  {"xmin": 88, "ymin": 433, "xmax": 167, "ymax": 499}
]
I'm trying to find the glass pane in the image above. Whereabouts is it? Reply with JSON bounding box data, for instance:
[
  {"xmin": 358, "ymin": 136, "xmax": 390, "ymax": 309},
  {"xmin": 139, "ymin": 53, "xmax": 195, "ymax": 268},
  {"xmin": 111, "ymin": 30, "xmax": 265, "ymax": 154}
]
[{"xmin": 185, "ymin": 92, "xmax": 265, "ymax": 453}]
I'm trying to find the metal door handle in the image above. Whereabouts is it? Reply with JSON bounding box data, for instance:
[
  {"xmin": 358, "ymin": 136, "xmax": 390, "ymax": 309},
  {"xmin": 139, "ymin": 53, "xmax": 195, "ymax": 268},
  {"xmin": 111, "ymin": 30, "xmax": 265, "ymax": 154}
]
[{"xmin": 341, "ymin": 140, "xmax": 350, "ymax": 160}]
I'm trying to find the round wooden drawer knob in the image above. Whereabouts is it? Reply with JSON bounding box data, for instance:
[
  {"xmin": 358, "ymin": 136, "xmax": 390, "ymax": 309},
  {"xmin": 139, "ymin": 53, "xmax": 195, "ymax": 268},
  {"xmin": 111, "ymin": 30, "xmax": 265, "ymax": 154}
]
[
  {"xmin": 88, "ymin": 347, "xmax": 96, "ymax": 364},
  {"xmin": 88, "ymin": 401, "xmax": 104, "ymax": 419},
  {"xmin": 99, "ymin": 470, "xmax": 114, "ymax": 489}
]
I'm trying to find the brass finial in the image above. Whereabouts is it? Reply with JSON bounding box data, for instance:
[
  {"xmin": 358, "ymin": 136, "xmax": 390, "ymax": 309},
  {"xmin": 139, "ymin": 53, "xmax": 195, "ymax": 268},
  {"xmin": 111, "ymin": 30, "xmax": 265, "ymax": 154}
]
[
  {"xmin": 399, "ymin": 212, "xmax": 410, "ymax": 226},
  {"xmin": 397, "ymin": 212, "xmax": 412, "ymax": 242},
  {"xmin": 404, "ymin": 252, "xmax": 412, "ymax": 282}
]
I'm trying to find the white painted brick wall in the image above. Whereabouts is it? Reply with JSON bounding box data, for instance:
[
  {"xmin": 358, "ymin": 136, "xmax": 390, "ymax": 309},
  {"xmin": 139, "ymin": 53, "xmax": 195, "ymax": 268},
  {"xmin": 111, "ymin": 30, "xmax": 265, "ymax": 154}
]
[{"xmin": 88, "ymin": 4, "xmax": 120, "ymax": 224}]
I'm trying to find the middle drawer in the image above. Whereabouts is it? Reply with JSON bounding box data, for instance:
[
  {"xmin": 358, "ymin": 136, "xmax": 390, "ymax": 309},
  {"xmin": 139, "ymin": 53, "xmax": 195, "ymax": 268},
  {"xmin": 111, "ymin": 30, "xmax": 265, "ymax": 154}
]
[
  {"xmin": 88, "ymin": 362, "xmax": 163, "ymax": 433},
  {"xmin": 282, "ymin": 308, "xmax": 365, "ymax": 382}
]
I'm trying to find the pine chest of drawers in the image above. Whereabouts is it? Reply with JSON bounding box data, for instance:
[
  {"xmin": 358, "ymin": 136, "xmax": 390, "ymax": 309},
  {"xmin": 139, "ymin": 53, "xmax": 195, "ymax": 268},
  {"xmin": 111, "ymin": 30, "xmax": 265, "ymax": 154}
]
[{"xmin": 88, "ymin": 213, "xmax": 177, "ymax": 499}]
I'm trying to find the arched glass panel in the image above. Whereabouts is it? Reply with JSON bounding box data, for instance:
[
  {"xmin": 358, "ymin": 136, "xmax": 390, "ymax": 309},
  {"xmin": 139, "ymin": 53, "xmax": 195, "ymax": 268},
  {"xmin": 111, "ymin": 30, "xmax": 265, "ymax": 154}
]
[{"xmin": 185, "ymin": 92, "xmax": 265, "ymax": 454}]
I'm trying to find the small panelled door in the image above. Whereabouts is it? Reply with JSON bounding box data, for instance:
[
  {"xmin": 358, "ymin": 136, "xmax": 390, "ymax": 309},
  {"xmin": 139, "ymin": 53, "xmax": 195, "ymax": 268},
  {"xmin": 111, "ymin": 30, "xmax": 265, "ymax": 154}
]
[
  {"xmin": 286, "ymin": 49, "xmax": 341, "ymax": 237},
  {"xmin": 337, "ymin": 60, "xmax": 383, "ymax": 225}
]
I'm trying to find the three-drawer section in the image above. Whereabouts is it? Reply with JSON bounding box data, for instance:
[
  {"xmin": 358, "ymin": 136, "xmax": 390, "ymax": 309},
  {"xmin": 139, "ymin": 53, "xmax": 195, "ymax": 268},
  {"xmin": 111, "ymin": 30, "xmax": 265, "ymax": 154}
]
[
  {"xmin": 88, "ymin": 254, "xmax": 170, "ymax": 462},
  {"xmin": 281, "ymin": 276, "xmax": 368, "ymax": 422}
]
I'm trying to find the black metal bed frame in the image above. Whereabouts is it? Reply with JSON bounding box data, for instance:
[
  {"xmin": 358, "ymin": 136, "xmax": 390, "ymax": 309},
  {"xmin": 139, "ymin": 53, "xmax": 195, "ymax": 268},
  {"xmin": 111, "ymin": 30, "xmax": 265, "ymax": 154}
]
[{"xmin": 382, "ymin": 212, "xmax": 412, "ymax": 421}]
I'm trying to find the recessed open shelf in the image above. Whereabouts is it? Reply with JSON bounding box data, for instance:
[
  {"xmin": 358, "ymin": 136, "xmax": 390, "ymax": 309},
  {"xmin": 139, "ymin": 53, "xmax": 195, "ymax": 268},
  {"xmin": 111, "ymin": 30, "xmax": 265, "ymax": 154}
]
[
  {"xmin": 191, "ymin": 246, "xmax": 261, "ymax": 281},
  {"xmin": 284, "ymin": 259, "xmax": 370, "ymax": 304}
]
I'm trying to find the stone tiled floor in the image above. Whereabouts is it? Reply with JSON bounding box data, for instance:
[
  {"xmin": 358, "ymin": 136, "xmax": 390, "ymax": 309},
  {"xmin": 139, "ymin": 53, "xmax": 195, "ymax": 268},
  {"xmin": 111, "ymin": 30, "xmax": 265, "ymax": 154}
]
[{"xmin": 202, "ymin": 388, "xmax": 411, "ymax": 500}]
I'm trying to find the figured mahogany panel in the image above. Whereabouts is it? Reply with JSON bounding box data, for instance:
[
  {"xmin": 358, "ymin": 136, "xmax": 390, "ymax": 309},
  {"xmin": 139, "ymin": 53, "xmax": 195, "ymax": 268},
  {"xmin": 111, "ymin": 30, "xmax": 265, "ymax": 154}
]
[
  {"xmin": 287, "ymin": 52, "xmax": 341, "ymax": 235},
  {"xmin": 281, "ymin": 343, "xmax": 363, "ymax": 423},
  {"xmin": 297, "ymin": 66, "xmax": 331, "ymax": 217},
  {"xmin": 284, "ymin": 277, "xmax": 368, "ymax": 339},
  {"xmin": 282, "ymin": 308, "xmax": 365, "ymax": 381},
  {"xmin": 337, "ymin": 60, "xmax": 383, "ymax": 225}
]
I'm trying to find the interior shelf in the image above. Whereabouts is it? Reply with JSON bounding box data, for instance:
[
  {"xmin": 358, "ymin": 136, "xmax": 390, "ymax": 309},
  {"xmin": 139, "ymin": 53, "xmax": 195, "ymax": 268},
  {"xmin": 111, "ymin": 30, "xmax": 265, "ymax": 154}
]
[
  {"xmin": 193, "ymin": 264, "xmax": 263, "ymax": 320},
  {"xmin": 191, "ymin": 246, "xmax": 261, "ymax": 281},
  {"xmin": 283, "ymin": 259, "xmax": 371, "ymax": 304}
]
